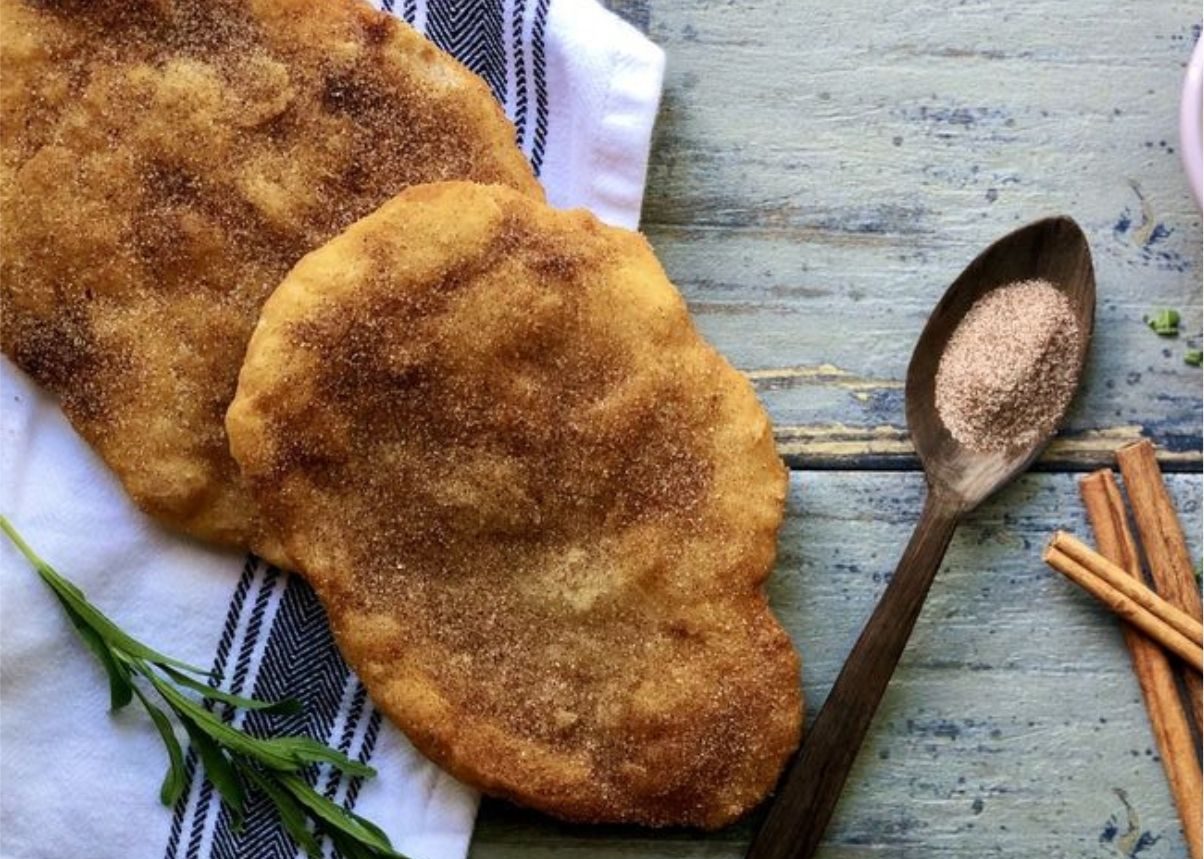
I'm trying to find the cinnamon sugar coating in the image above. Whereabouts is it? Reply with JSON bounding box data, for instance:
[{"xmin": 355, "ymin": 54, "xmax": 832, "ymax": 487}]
[
  {"xmin": 0, "ymin": 0, "xmax": 540, "ymax": 561},
  {"xmin": 934, "ymin": 279, "xmax": 1082, "ymax": 452},
  {"xmin": 227, "ymin": 182, "xmax": 801, "ymax": 827}
]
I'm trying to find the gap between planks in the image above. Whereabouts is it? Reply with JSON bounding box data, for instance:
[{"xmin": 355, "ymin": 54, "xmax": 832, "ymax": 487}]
[
  {"xmin": 738, "ymin": 367, "xmax": 1201, "ymax": 473},
  {"xmin": 773, "ymin": 425, "xmax": 1201, "ymax": 474}
]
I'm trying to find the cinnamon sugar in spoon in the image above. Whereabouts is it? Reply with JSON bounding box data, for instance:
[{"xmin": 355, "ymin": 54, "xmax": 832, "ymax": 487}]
[{"xmin": 747, "ymin": 216, "xmax": 1095, "ymax": 859}]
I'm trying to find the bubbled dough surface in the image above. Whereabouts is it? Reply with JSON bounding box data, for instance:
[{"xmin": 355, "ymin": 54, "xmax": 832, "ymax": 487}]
[
  {"xmin": 227, "ymin": 182, "xmax": 802, "ymax": 828},
  {"xmin": 0, "ymin": 0, "xmax": 541, "ymax": 562}
]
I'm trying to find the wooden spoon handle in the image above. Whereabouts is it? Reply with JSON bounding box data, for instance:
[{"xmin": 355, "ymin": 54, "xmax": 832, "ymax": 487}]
[{"xmin": 747, "ymin": 492, "xmax": 961, "ymax": 859}]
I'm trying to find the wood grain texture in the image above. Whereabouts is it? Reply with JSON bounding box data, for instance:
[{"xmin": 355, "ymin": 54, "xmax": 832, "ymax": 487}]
[
  {"xmin": 634, "ymin": 0, "xmax": 1201, "ymax": 471},
  {"xmin": 471, "ymin": 472, "xmax": 1202, "ymax": 858}
]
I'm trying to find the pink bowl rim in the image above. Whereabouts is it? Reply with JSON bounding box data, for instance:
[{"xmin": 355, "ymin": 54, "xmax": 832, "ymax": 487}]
[{"xmin": 1181, "ymin": 35, "xmax": 1203, "ymax": 208}]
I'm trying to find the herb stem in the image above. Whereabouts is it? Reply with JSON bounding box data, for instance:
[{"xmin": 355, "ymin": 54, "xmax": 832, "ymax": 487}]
[
  {"xmin": 0, "ymin": 514, "xmax": 48, "ymax": 571},
  {"xmin": 0, "ymin": 515, "xmax": 407, "ymax": 859}
]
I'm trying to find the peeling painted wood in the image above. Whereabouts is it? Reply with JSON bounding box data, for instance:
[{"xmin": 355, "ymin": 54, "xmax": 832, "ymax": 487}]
[
  {"xmin": 772, "ymin": 420, "xmax": 1203, "ymax": 472},
  {"xmin": 736, "ymin": 365, "xmax": 1201, "ymax": 470},
  {"xmin": 631, "ymin": 0, "xmax": 1201, "ymax": 465},
  {"xmin": 471, "ymin": 472, "xmax": 1202, "ymax": 858}
]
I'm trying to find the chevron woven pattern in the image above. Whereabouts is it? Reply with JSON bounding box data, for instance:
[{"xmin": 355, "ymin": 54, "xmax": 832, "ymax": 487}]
[{"xmin": 425, "ymin": 0, "xmax": 508, "ymax": 106}]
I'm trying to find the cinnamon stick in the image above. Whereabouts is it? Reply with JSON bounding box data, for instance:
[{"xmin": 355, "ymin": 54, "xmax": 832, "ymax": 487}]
[
  {"xmin": 1045, "ymin": 533, "xmax": 1204, "ymax": 662},
  {"xmin": 1081, "ymin": 470, "xmax": 1202, "ymax": 859},
  {"xmin": 1116, "ymin": 440, "xmax": 1204, "ymax": 738}
]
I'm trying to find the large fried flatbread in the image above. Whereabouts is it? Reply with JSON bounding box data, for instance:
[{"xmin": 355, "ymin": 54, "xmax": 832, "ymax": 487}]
[
  {"xmin": 0, "ymin": 0, "xmax": 541, "ymax": 562},
  {"xmin": 226, "ymin": 182, "xmax": 802, "ymax": 827}
]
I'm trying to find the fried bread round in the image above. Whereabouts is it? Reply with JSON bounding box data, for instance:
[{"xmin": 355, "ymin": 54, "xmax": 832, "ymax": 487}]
[
  {"xmin": 0, "ymin": 0, "xmax": 541, "ymax": 563},
  {"xmin": 227, "ymin": 182, "xmax": 802, "ymax": 827}
]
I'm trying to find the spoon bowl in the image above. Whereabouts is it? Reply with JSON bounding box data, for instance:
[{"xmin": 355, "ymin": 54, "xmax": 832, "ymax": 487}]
[
  {"xmin": 909, "ymin": 215, "xmax": 1096, "ymax": 506},
  {"xmin": 747, "ymin": 215, "xmax": 1096, "ymax": 859}
]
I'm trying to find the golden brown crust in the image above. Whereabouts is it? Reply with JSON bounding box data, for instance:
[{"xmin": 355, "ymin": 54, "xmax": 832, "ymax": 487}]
[
  {"xmin": 0, "ymin": 0, "xmax": 540, "ymax": 562},
  {"xmin": 227, "ymin": 182, "xmax": 801, "ymax": 828}
]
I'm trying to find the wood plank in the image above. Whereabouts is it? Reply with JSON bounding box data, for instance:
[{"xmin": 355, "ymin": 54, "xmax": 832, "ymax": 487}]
[
  {"xmin": 771, "ymin": 419, "xmax": 1202, "ymax": 472},
  {"xmin": 471, "ymin": 470, "xmax": 1202, "ymax": 858},
  {"xmin": 615, "ymin": 0, "xmax": 1203, "ymax": 470}
]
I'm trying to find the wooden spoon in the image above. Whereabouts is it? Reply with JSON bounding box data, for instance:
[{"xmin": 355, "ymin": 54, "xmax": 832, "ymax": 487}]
[{"xmin": 746, "ymin": 216, "xmax": 1096, "ymax": 859}]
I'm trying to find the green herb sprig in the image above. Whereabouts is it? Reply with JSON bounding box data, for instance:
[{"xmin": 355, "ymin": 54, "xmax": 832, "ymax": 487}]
[{"xmin": 0, "ymin": 516, "xmax": 406, "ymax": 859}]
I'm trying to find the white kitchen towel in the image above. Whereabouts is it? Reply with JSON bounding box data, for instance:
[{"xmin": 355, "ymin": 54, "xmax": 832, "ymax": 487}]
[{"xmin": 0, "ymin": 2, "xmax": 665, "ymax": 858}]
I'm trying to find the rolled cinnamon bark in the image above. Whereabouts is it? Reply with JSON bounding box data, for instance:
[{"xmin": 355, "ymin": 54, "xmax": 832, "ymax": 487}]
[
  {"xmin": 1116, "ymin": 440, "xmax": 1203, "ymax": 740},
  {"xmin": 1081, "ymin": 470, "xmax": 1201, "ymax": 859}
]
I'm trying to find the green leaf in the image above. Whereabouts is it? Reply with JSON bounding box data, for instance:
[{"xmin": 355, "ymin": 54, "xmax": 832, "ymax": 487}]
[
  {"xmin": 278, "ymin": 773, "xmax": 401, "ymax": 855},
  {"xmin": 1147, "ymin": 308, "xmax": 1181, "ymax": 337},
  {"xmin": 0, "ymin": 518, "xmax": 209, "ymax": 676},
  {"xmin": 348, "ymin": 811, "xmax": 393, "ymax": 850},
  {"xmin": 180, "ymin": 718, "xmax": 247, "ymax": 829},
  {"xmin": 42, "ymin": 574, "xmax": 209, "ymax": 675},
  {"xmin": 239, "ymin": 763, "xmax": 324, "ymax": 859},
  {"xmin": 51, "ymin": 590, "xmax": 133, "ymax": 711},
  {"xmin": 0, "ymin": 516, "xmax": 401, "ymax": 856},
  {"xmin": 263, "ymin": 736, "xmax": 377, "ymax": 777},
  {"xmin": 339, "ymin": 810, "xmax": 408, "ymax": 859},
  {"xmin": 161, "ymin": 666, "xmax": 301, "ymax": 716},
  {"xmin": 132, "ymin": 685, "xmax": 188, "ymax": 806},
  {"xmin": 144, "ymin": 672, "xmax": 300, "ymax": 771},
  {"xmin": 1186, "ymin": 349, "xmax": 1202, "ymax": 368},
  {"xmin": 327, "ymin": 828, "xmax": 382, "ymax": 859}
]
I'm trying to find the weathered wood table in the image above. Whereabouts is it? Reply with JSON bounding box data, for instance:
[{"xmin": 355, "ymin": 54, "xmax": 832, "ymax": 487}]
[{"xmin": 472, "ymin": 2, "xmax": 1203, "ymax": 857}]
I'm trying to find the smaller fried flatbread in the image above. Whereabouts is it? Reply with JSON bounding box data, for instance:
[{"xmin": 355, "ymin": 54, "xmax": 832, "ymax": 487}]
[{"xmin": 227, "ymin": 182, "xmax": 801, "ymax": 827}]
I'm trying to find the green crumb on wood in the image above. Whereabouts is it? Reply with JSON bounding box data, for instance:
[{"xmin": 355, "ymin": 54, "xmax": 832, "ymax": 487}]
[{"xmin": 1146, "ymin": 308, "xmax": 1181, "ymax": 337}]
